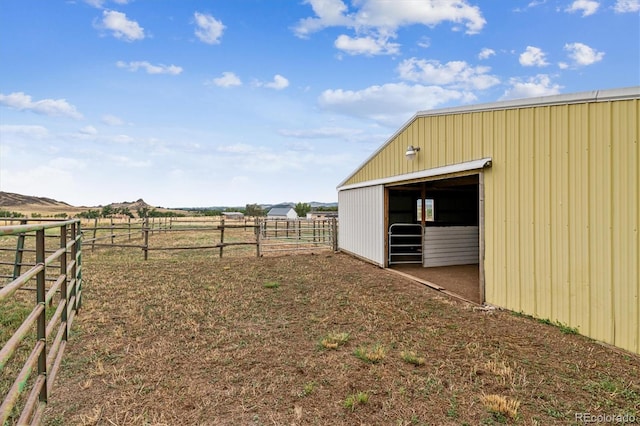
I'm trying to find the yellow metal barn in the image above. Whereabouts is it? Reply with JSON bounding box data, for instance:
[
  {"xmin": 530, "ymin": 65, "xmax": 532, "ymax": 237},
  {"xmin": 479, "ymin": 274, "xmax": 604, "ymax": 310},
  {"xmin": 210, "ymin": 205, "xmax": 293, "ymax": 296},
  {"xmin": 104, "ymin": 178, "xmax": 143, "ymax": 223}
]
[{"xmin": 336, "ymin": 87, "xmax": 639, "ymax": 354}]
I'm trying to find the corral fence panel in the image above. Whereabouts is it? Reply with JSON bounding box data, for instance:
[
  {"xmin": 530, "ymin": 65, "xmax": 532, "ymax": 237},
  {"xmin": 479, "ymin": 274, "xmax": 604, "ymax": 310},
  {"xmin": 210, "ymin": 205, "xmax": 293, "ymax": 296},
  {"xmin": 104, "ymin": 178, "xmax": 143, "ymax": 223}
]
[
  {"xmin": 0, "ymin": 219, "xmax": 83, "ymax": 425},
  {"xmin": 64, "ymin": 216, "xmax": 338, "ymax": 260},
  {"xmin": 258, "ymin": 218, "xmax": 338, "ymax": 255}
]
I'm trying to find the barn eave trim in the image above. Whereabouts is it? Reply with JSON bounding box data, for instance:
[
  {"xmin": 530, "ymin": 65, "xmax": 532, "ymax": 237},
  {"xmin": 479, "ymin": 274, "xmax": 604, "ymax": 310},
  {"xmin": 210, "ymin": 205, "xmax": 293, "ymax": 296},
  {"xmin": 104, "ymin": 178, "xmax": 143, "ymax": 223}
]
[{"xmin": 337, "ymin": 157, "xmax": 492, "ymax": 192}]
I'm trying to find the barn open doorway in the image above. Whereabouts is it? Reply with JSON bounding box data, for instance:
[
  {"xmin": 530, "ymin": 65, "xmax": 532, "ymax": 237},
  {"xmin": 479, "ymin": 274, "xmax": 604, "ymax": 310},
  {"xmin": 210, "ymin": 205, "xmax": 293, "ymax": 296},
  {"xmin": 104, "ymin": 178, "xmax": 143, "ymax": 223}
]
[{"xmin": 385, "ymin": 173, "xmax": 483, "ymax": 304}]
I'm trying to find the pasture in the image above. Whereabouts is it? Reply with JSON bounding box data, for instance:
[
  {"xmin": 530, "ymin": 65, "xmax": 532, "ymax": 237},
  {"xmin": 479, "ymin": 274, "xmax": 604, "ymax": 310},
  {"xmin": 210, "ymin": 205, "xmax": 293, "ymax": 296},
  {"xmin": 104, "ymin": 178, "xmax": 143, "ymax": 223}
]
[{"xmin": 27, "ymin": 229, "xmax": 640, "ymax": 425}]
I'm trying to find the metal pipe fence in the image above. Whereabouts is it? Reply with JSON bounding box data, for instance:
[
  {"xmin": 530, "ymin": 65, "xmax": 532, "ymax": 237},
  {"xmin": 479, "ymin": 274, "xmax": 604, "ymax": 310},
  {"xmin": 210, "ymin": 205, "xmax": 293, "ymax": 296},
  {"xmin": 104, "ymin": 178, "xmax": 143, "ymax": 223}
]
[
  {"xmin": 0, "ymin": 219, "xmax": 82, "ymax": 425},
  {"xmin": 52, "ymin": 216, "xmax": 338, "ymax": 259},
  {"xmin": 258, "ymin": 218, "xmax": 337, "ymax": 255}
]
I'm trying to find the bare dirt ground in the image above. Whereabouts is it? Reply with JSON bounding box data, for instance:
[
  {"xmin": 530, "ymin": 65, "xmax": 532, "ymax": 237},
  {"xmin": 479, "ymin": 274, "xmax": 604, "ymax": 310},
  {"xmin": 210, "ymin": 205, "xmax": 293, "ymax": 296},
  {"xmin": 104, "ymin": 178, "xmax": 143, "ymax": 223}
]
[{"xmin": 41, "ymin": 239, "xmax": 639, "ymax": 425}]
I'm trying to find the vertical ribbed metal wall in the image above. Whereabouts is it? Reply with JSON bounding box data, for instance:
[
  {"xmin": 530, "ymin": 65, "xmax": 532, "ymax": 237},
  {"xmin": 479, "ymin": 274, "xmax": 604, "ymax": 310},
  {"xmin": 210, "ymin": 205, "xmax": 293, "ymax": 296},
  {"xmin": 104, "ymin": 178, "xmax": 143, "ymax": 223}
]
[
  {"xmin": 338, "ymin": 185, "xmax": 385, "ymax": 266},
  {"xmin": 338, "ymin": 94, "xmax": 639, "ymax": 354}
]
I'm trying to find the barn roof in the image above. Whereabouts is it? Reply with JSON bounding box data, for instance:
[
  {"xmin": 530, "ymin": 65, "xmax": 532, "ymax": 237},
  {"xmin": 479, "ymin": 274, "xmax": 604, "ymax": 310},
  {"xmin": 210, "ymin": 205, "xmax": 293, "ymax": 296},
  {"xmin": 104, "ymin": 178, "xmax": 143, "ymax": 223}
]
[{"xmin": 267, "ymin": 206, "xmax": 295, "ymax": 216}]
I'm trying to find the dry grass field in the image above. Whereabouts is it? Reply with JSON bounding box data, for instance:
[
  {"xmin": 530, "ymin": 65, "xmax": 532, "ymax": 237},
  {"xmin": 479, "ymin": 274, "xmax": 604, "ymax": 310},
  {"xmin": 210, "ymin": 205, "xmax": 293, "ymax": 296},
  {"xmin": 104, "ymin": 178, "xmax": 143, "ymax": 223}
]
[{"xmin": 30, "ymin": 230, "xmax": 640, "ymax": 425}]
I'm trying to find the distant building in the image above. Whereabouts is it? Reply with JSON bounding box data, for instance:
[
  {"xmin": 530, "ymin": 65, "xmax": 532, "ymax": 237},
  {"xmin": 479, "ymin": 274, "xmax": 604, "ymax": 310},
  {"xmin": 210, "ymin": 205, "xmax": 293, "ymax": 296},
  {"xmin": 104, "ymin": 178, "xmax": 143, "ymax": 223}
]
[{"xmin": 267, "ymin": 206, "xmax": 298, "ymax": 220}]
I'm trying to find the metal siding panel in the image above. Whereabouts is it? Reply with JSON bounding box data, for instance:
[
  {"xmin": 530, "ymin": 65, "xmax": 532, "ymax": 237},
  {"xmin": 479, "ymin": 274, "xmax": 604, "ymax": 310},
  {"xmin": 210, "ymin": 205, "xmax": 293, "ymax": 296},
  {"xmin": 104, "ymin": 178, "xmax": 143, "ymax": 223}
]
[
  {"xmin": 482, "ymin": 113, "xmax": 496, "ymax": 305},
  {"xmin": 471, "ymin": 112, "xmax": 484, "ymax": 159},
  {"xmin": 453, "ymin": 114, "xmax": 463, "ymax": 164},
  {"xmin": 438, "ymin": 115, "xmax": 448, "ymax": 166},
  {"xmin": 611, "ymin": 100, "xmax": 639, "ymax": 353},
  {"xmin": 533, "ymin": 106, "xmax": 552, "ymax": 320},
  {"xmin": 519, "ymin": 108, "xmax": 536, "ymax": 315},
  {"xmin": 568, "ymin": 104, "xmax": 591, "ymax": 335},
  {"xmin": 588, "ymin": 102, "xmax": 614, "ymax": 344},
  {"xmin": 505, "ymin": 109, "xmax": 522, "ymax": 310},
  {"xmin": 338, "ymin": 186, "xmax": 384, "ymax": 265},
  {"xmin": 551, "ymin": 105, "xmax": 571, "ymax": 326},
  {"xmin": 490, "ymin": 110, "xmax": 508, "ymax": 307}
]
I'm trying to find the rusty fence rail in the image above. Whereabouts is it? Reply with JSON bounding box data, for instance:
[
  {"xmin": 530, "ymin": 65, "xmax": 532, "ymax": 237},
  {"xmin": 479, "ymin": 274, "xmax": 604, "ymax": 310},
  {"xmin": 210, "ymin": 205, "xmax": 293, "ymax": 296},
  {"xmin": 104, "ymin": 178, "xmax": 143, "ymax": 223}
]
[{"xmin": 0, "ymin": 220, "xmax": 82, "ymax": 425}]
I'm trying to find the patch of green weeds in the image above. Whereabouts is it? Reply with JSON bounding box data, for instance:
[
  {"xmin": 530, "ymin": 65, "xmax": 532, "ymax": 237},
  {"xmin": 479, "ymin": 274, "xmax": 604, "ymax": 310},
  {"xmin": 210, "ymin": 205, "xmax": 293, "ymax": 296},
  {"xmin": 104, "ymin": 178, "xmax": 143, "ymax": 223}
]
[
  {"xmin": 263, "ymin": 281, "xmax": 280, "ymax": 289},
  {"xmin": 556, "ymin": 322, "xmax": 579, "ymax": 335},
  {"xmin": 545, "ymin": 407, "xmax": 564, "ymax": 419},
  {"xmin": 447, "ymin": 393, "xmax": 459, "ymax": 418},
  {"xmin": 298, "ymin": 381, "xmax": 316, "ymax": 397},
  {"xmin": 344, "ymin": 391, "xmax": 369, "ymax": 411},
  {"xmin": 584, "ymin": 376, "xmax": 640, "ymax": 404},
  {"xmin": 319, "ymin": 331, "xmax": 350, "ymax": 350},
  {"xmin": 400, "ymin": 350, "xmax": 425, "ymax": 366},
  {"xmin": 354, "ymin": 343, "xmax": 386, "ymax": 363}
]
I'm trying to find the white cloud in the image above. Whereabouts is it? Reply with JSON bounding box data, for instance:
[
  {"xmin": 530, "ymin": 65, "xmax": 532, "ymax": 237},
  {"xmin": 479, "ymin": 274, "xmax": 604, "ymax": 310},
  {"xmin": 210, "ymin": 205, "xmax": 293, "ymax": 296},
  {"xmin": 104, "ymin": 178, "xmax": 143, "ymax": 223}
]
[
  {"xmin": 318, "ymin": 83, "xmax": 473, "ymax": 125},
  {"xmin": 279, "ymin": 127, "xmax": 364, "ymax": 140},
  {"xmin": 566, "ymin": 0, "xmax": 600, "ymax": 16},
  {"xmin": 194, "ymin": 12, "xmax": 225, "ymax": 44},
  {"xmin": 294, "ymin": 0, "xmax": 486, "ymax": 56},
  {"xmin": 334, "ymin": 34, "xmax": 400, "ymax": 56},
  {"xmin": 354, "ymin": 0, "xmax": 486, "ymax": 34},
  {"xmin": 80, "ymin": 125, "xmax": 98, "ymax": 135},
  {"xmin": 519, "ymin": 46, "xmax": 549, "ymax": 67},
  {"xmin": 564, "ymin": 42, "xmax": 605, "ymax": 66},
  {"xmin": 0, "ymin": 92, "xmax": 83, "ymax": 120},
  {"xmin": 614, "ymin": 0, "xmax": 639, "ymax": 12},
  {"xmin": 116, "ymin": 61, "xmax": 183, "ymax": 75},
  {"xmin": 397, "ymin": 58, "xmax": 500, "ymax": 90},
  {"xmin": 263, "ymin": 74, "xmax": 290, "ymax": 90},
  {"xmin": 293, "ymin": 0, "xmax": 352, "ymax": 38},
  {"xmin": 501, "ymin": 74, "xmax": 562, "ymax": 100},
  {"xmin": 209, "ymin": 72, "xmax": 242, "ymax": 88},
  {"xmin": 513, "ymin": 1, "xmax": 547, "ymax": 12},
  {"xmin": 101, "ymin": 114, "xmax": 125, "ymax": 126},
  {"xmin": 478, "ymin": 48, "xmax": 496, "ymax": 60},
  {"xmin": 417, "ymin": 37, "xmax": 431, "ymax": 49},
  {"xmin": 84, "ymin": 0, "xmax": 131, "ymax": 7},
  {"xmin": 97, "ymin": 10, "xmax": 145, "ymax": 41},
  {"xmin": 0, "ymin": 124, "xmax": 50, "ymax": 139}
]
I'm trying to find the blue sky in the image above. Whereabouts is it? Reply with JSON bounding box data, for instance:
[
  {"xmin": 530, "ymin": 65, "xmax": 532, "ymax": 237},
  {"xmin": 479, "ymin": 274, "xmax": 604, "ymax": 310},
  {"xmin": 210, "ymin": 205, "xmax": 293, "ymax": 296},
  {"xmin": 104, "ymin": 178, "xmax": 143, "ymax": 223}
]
[{"xmin": 1, "ymin": 0, "xmax": 638, "ymax": 208}]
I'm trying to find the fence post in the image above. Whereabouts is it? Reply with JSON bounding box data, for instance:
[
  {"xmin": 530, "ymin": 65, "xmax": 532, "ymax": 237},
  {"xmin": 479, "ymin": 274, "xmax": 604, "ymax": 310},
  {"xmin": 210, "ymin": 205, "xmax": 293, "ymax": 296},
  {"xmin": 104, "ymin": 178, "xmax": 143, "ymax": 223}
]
[
  {"xmin": 110, "ymin": 217, "xmax": 115, "ymax": 245},
  {"xmin": 256, "ymin": 219, "xmax": 262, "ymax": 257},
  {"xmin": 331, "ymin": 217, "xmax": 338, "ymax": 252},
  {"xmin": 143, "ymin": 217, "xmax": 149, "ymax": 260},
  {"xmin": 91, "ymin": 217, "xmax": 98, "ymax": 251},
  {"xmin": 60, "ymin": 225, "xmax": 68, "ymax": 341},
  {"xmin": 219, "ymin": 217, "xmax": 225, "ymax": 258},
  {"xmin": 70, "ymin": 223, "xmax": 78, "ymax": 311},
  {"xmin": 35, "ymin": 229, "xmax": 48, "ymax": 404},
  {"xmin": 12, "ymin": 219, "xmax": 27, "ymax": 280},
  {"xmin": 128, "ymin": 217, "xmax": 132, "ymax": 241}
]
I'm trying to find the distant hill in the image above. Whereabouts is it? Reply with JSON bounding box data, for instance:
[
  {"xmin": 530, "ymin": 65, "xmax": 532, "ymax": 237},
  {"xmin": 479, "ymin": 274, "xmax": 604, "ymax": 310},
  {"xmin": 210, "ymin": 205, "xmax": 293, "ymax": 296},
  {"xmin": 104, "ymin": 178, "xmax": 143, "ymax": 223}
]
[
  {"xmin": 0, "ymin": 191, "xmax": 337, "ymax": 213},
  {"xmin": 0, "ymin": 191, "xmax": 72, "ymax": 208},
  {"xmin": 105, "ymin": 198, "xmax": 154, "ymax": 210}
]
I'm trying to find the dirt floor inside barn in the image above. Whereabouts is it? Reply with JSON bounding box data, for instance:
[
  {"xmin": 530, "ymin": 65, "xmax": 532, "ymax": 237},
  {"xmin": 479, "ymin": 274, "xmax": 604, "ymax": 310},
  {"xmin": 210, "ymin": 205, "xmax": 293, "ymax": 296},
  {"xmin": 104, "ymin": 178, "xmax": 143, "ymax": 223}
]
[{"xmin": 43, "ymin": 247, "xmax": 639, "ymax": 425}]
